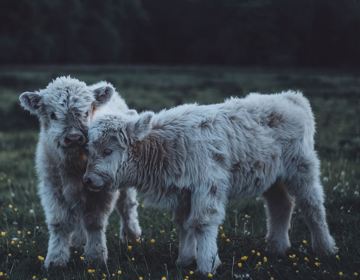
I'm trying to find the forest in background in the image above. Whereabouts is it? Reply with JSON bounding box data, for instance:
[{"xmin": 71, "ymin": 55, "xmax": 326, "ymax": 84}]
[{"xmin": 1, "ymin": 0, "xmax": 360, "ymax": 67}]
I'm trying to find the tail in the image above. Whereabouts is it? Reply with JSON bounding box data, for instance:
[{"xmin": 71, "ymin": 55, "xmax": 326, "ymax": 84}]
[{"xmin": 282, "ymin": 90, "xmax": 315, "ymax": 148}]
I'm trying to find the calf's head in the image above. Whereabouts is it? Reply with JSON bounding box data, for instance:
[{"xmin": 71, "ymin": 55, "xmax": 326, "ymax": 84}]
[
  {"xmin": 84, "ymin": 112, "xmax": 153, "ymax": 192},
  {"xmin": 19, "ymin": 77, "xmax": 115, "ymax": 153}
]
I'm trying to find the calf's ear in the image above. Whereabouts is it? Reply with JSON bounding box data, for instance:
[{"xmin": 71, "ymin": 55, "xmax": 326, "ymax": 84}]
[
  {"xmin": 19, "ymin": 91, "xmax": 42, "ymax": 114},
  {"xmin": 91, "ymin": 82, "xmax": 115, "ymax": 107},
  {"xmin": 131, "ymin": 111, "xmax": 154, "ymax": 140}
]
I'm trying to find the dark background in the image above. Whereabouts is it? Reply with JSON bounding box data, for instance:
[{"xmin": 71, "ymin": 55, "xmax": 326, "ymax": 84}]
[{"xmin": 1, "ymin": 0, "xmax": 360, "ymax": 67}]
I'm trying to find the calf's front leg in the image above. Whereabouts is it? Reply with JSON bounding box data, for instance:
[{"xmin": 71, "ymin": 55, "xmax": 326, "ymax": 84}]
[{"xmin": 83, "ymin": 191, "xmax": 115, "ymax": 264}]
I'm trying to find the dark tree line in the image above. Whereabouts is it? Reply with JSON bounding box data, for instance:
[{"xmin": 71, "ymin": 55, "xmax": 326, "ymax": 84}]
[{"xmin": 0, "ymin": 0, "xmax": 359, "ymax": 67}]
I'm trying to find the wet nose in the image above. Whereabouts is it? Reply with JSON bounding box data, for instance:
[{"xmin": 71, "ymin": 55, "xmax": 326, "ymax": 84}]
[
  {"xmin": 64, "ymin": 133, "xmax": 85, "ymax": 145},
  {"xmin": 83, "ymin": 174, "xmax": 104, "ymax": 192},
  {"xmin": 83, "ymin": 175, "xmax": 92, "ymax": 186}
]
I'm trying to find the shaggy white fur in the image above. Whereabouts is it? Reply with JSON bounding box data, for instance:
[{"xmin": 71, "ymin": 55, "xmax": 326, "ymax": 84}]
[
  {"xmin": 19, "ymin": 77, "xmax": 141, "ymax": 268},
  {"xmin": 85, "ymin": 90, "xmax": 336, "ymax": 274}
]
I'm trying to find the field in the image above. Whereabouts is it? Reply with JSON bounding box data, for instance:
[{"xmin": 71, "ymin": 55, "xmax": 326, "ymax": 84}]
[{"xmin": 0, "ymin": 66, "xmax": 359, "ymax": 280}]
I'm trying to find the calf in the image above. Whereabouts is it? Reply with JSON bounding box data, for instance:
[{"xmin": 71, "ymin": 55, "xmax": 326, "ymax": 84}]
[
  {"xmin": 84, "ymin": 91, "xmax": 336, "ymax": 274},
  {"xmin": 19, "ymin": 77, "xmax": 141, "ymax": 268}
]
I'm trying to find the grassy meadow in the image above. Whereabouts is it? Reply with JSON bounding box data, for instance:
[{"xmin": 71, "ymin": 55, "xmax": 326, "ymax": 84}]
[{"xmin": 0, "ymin": 66, "xmax": 359, "ymax": 280}]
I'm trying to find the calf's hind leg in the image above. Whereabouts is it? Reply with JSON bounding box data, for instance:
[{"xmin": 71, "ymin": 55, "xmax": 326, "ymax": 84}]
[
  {"xmin": 287, "ymin": 155, "xmax": 336, "ymax": 255},
  {"xmin": 263, "ymin": 181, "xmax": 294, "ymax": 255}
]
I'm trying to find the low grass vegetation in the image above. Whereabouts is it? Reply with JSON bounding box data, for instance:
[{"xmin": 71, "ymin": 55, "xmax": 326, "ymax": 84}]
[{"xmin": 0, "ymin": 66, "xmax": 359, "ymax": 279}]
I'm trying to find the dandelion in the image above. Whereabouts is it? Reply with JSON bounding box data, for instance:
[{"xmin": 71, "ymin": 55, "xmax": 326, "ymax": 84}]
[
  {"xmin": 80, "ymin": 256, "xmax": 85, "ymax": 261},
  {"xmin": 207, "ymin": 272, "xmax": 213, "ymax": 278},
  {"xmin": 314, "ymin": 261, "xmax": 321, "ymax": 267},
  {"xmin": 263, "ymin": 256, "xmax": 268, "ymax": 263},
  {"xmin": 302, "ymin": 240, "xmax": 308, "ymax": 245},
  {"xmin": 336, "ymin": 255, "xmax": 340, "ymax": 261},
  {"xmin": 226, "ymin": 238, "xmax": 231, "ymax": 243},
  {"xmin": 8, "ymin": 204, "xmax": 13, "ymax": 209},
  {"xmin": 37, "ymin": 255, "xmax": 45, "ymax": 262},
  {"xmin": 117, "ymin": 270, "xmax": 122, "ymax": 275},
  {"xmin": 256, "ymin": 252, "xmax": 261, "ymax": 256},
  {"xmin": 138, "ymin": 276, "xmax": 144, "ymax": 280},
  {"xmin": 251, "ymin": 250, "xmax": 256, "ymax": 254},
  {"xmin": 87, "ymin": 268, "xmax": 96, "ymax": 274},
  {"xmin": 161, "ymin": 276, "xmax": 167, "ymax": 280},
  {"xmin": 32, "ymin": 276, "xmax": 37, "ymax": 280},
  {"xmin": 237, "ymin": 262, "xmax": 243, "ymax": 268},
  {"xmin": 0, "ymin": 232, "xmax": 6, "ymax": 237},
  {"xmin": 220, "ymin": 233, "xmax": 226, "ymax": 238},
  {"xmin": 150, "ymin": 239, "xmax": 156, "ymax": 244},
  {"xmin": 338, "ymin": 272, "xmax": 344, "ymax": 277},
  {"xmin": 0, "ymin": 272, "xmax": 3, "ymax": 276},
  {"xmin": 304, "ymin": 256, "xmax": 309, "ymax": 262},
  {"xmin": 189, "ymin": 270, "xmax": 194, "ymax": 275},
  {"xmin": 354, "ymin": 272, "xmax": 359, "ymax": 277},
  {"xmin": 127, "ymin": 245, "xmax": 133, "ymax": 251}
]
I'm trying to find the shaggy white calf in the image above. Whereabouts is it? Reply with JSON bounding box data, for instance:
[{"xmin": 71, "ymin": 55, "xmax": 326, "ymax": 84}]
[
  {"xmin": 84, "ymin": 91, "xmax": 336, "ymax": 274},
  {"xmin": 19, "ymin": 77, "xmax": 141, "ymax": 268}
]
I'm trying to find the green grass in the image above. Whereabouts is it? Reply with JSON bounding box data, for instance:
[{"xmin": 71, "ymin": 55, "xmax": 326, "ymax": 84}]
[{"xmin": 0, "ymin": 66, "xmax": 359, "ymax": 280}]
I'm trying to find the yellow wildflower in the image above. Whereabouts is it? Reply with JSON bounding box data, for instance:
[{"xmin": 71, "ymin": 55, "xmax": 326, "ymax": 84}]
[
  {"xmin": 304, "ymin": 256, "xmax": 309, "ymax": 262},
  {"xmin": 150, "ymin": 239, "xmax": 156, "ymax": 244},
  {"xmin": 336, "ymin": 255, "xmax": 340, "ymax": 261},
  {"xmin": 161, "ymin": 276, "xmax": 167, "ymax": 280},
  {"xmin": 208, "ymin": 272, "xmax": 213, "ymax": 278},
  {"xmin": 37, "ymin": 255, "xmax": 45, "ymax": 262},
  {"xmin": 127, "ymin": 245, "xmax": 133, "ymax": 251},
  {"xmin": 117, "ymin": 270, "xmax": 122, "ymax": 275},
  {"xmin": 263, "ymin": 256, "xmax": 268, "ymax": 263},
  {"xmin": 87, "ymin": 268, "xmax": 96, "ymax": 273},
  {"xmin": 138, "ymin": 277, "xmax": 144, "ymax": 280},
  {"xmin": 338, "ymin": 271, "xmax": 344, "ymax": 277},
  {"xmin": 189, "ymin": 270, "xmax": 194, "ymax": 275},
  {"xmin": 0, "ymin": 232, "xmax": 6, "ymax": 237},
  {"xmin": 302, "ymin": 239, "xmax": 308, "ymax": 245},
  {"xmin": 354, "ymin": 272, "xmax": 359, "ymax": 277},
  {"xmin": 314, "ymin": 261, "xmax": 321, "ymax": 267},
  {"xmin": 237, "ymin": 262, "xmax": 243, "ymax": 268},
  {"xmin": 240, "ymin": 256, "xmax": 248, "ymax": 261}
]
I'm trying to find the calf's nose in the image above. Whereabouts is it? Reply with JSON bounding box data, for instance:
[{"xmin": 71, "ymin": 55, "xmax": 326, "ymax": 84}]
[{"xmin": 64, "ymin": 133, "xmax": 85, "ymax": 145}]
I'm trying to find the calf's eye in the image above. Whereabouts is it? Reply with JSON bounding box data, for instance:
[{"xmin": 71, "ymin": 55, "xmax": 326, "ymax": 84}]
[
  {"xmin": 50, "ymin": 112, "xmax": 57, "ymax": 120},
  {"xmin": 103, "ymin": 148, "xmax": 113, "ymax": 156}
]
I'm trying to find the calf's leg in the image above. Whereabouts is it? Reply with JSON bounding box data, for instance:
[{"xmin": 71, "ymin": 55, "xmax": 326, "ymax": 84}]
[{"xmin": 263, "ymin": 181, "xmax": 294, "ymax": 255}]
